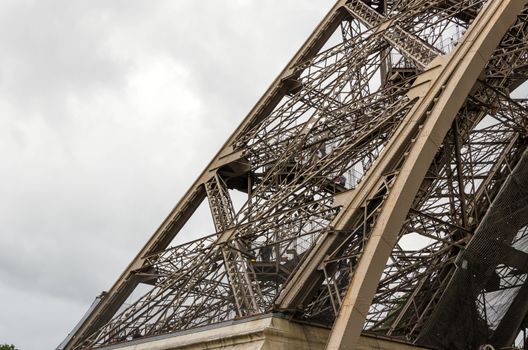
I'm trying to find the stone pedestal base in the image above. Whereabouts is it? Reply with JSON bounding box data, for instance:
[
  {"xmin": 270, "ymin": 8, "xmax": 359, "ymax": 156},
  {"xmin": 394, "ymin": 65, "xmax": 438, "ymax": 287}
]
[{"xmin": 100, "ymin": 315, "xmax": 427, "ymax": 350}]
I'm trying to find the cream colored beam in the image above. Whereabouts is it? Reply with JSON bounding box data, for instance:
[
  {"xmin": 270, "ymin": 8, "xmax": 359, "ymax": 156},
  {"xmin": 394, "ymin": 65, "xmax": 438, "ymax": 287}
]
[{"xmin": 325, "ymin": 1, "xmax": 528, "ymax": 349}]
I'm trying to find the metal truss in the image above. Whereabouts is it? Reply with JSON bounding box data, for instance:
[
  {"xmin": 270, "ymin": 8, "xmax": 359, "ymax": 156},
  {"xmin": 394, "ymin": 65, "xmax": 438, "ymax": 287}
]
[{"xmin": 61, "ymin": 1, "xmax": 528, "ymax": 350}]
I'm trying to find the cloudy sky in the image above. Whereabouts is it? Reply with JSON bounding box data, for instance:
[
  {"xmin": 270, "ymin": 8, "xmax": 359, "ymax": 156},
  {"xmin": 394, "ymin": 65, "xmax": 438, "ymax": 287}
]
[{"xmin": 0, "ymin": 1, "xmax": 331, "ymax": 349}]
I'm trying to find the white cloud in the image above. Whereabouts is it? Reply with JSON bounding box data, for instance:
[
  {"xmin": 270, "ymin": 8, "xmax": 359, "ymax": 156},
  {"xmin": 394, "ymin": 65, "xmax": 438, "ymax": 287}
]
[{"xmin": 0, "ymin": 1, "xmax": 330, "ymax": 349}]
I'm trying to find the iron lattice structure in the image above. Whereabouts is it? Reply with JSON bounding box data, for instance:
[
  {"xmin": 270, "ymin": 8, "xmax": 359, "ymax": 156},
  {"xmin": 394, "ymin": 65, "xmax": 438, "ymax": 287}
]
[{"xmin": 62, "ymin": 1, "xmax": 528, "ymax": 349}]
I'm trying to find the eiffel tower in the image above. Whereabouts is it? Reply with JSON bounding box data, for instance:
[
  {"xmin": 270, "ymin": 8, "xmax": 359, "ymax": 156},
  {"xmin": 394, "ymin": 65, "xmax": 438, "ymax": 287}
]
[{"xmin": 60, "ymin": 1, "xmax": 528, "ymax": 349}]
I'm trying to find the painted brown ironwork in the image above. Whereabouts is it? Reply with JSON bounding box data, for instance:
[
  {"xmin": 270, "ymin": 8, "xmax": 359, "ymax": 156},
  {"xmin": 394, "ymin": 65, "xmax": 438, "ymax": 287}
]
[{"xmin": 60, "ymin": 1, "xmax": 528, "ymax": 349}]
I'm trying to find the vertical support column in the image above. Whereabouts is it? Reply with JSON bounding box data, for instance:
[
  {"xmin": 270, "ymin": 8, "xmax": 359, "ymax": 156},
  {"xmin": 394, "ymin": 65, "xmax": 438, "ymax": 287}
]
[
  {"xmin": 204, "ymin": 174, "xmax": 263, "ymax": 316},
  {"xmin": 205, "ymin": 173, "xmax": 236, "ymax": 232}
]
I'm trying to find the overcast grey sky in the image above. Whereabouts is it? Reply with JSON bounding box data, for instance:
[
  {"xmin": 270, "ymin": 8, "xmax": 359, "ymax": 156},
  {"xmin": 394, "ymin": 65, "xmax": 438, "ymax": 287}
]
[{"xmin": 0, "ymin": 1, "xmax": 331, "ymax": 349}]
